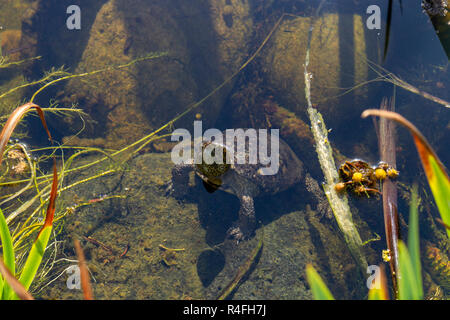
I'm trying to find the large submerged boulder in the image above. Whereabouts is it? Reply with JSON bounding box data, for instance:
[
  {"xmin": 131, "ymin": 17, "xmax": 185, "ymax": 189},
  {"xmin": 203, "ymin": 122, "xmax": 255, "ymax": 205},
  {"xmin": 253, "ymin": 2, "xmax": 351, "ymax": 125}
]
[
  {"xmin": 0, "ymin": 0, "xmax": 39, "ymax": 122},
  {"xmin": 57, "ymin": 0, "xmax": 253, "ymax": 148}
]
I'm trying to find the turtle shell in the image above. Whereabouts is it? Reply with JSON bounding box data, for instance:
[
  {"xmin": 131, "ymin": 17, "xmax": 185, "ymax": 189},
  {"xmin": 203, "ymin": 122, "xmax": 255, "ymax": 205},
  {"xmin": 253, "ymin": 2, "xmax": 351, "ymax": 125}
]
[{"xmin": 195, "ymin": 130, "xmax": 303, "ymax": 197}]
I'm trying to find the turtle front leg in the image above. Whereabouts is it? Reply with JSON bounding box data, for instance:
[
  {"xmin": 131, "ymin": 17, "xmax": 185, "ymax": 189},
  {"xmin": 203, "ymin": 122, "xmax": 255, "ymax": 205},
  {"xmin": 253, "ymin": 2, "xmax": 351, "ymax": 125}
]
[
  {"xmin": 167, "ymin": 163, "xmax": 194, "ymax": 199},
  {"xmin": 227, "ymin": 195, "xmax": 256, "ymax": 242}
]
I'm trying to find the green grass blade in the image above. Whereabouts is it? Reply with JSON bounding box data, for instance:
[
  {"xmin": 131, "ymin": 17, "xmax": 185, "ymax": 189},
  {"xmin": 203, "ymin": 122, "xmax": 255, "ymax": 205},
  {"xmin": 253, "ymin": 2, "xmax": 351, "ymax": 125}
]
[
  {"xmin": 398, "ymin": 241, "xmax": 422, "ymax": 300},
  {"xmin": 407, "ymin": 185, "xmax": 423, "ymax": 299},
  {"xmin": 0, "ymin": 208, "xmax": 15, "ymax": 299},
  {"xmin": 17, "ymin": 226, "xmax": 52, "ymax": 294},
  {"xmin": 306, "ymin": 264, "xmax": 334, "ymax": 300},
  {"xmin": 0, "ymin": 209, "xmax": 14, "ymax": 274},
  {"xmin": 16, "ymin": 158, "xmax": 57, "ymax": 296},
  {"xmin": 427, "ymin": 156, "xmax": 450, "ymax": 238},
  {"xmin": 0, "ymin": 103, "xmax": 56, "ymax": 298}
]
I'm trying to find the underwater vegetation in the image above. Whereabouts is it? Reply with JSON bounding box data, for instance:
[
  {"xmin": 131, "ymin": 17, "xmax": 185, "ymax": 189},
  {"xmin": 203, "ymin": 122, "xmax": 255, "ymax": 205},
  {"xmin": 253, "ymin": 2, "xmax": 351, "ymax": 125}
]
[
  {"xmin": 0, "ymin": 102, "xmax": 58, "ymax": 300},
  {"xmin": 425, "ymin": 244, "xmax": 450, "ymax": 291},
  {"xmin": 0, "ymin": 38, "xmax": 168, "ymax": 298}
]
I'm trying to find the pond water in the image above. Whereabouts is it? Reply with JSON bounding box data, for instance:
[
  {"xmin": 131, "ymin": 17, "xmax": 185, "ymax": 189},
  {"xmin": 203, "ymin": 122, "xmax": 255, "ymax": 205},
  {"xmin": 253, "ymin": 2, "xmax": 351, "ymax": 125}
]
[{"xmin": 0, "ymin": 0, "xmax": 448, "ymax": 300}]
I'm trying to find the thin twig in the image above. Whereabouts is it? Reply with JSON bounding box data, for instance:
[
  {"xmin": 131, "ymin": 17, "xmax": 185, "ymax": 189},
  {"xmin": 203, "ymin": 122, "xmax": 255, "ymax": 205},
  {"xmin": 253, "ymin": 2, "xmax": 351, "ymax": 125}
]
[{"xmin": 83, "ymin": 236, "xmax": 115, "ymax": 255}]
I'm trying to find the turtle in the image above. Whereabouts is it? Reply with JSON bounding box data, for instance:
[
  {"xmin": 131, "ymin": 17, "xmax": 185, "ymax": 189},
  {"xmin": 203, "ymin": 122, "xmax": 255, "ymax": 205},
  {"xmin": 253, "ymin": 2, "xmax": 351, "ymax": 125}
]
[{"xmin": 168, "ymin": 130, "xmax": 303, "ymax": 241}]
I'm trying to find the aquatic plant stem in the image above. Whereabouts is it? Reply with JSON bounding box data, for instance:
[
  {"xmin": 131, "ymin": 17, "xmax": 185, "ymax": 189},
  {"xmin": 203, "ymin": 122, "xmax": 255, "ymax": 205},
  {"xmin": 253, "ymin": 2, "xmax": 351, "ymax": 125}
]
[
  {"xmin": 0, "ymin": 56, "xmax": 41, "ymax": 70},
  {"xmin": 365, "ymin": 60, "xmax": 450, "ymax": 109},
  {"xmin": 29, "ymin": 53, "xmax": 167, "ymax": 103},
  {"xmin": 311, "ymin": 60, "xmax": 450, "ymax": 109},
  {"xmin": 378, "ymin": 97, "xmax": 400, "ymax": 298},
  {"xmin": 303, "ymin": 4, "xmax": 368, "ymax": 276}
]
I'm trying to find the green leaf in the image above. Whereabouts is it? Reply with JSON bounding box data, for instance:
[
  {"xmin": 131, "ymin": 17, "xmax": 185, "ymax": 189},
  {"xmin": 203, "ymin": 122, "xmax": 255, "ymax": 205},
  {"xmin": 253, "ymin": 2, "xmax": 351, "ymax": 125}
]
[
  {"xmin": 16, "ymin": 158, "xmax": 57, "ymax": 297},
  {"xmin": 0, "ymin": 208, "xmax": 15, "ymax": 299},
  {"xmin": 0, "ymin": 103, "xmax": 56, "ymax": 299},
  {"xmin": 427, "ymin": 155, "xmax": 450, "ymax": 238},
  {"xmin": 17, "ymin": 226, "xmax": 52, "ymax": 294},
  {"xmin": 398, "ymin": 241, "xmax": 422, "ymax": 300},
  {"xmin": 306, "ymin": 264, "xmax": 334, "ymax": 300},
  {"xmin": 407, "ymin": 185, "xmax": 423, "ymax": 299}
]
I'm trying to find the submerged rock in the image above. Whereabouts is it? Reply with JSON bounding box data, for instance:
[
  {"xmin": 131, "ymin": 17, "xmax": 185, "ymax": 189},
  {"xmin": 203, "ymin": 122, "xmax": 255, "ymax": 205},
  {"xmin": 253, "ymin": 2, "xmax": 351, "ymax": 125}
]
[
  {"xmin": 0, "ymin": 0, "xmax": 40, "ymax": 120},
  {"xmin": 1, "ymin": 29, "xmax": 22, "ymax": 61},
  {"xmin": 42, "ymin": 0, "xmax": 254, "ymax": 148}
]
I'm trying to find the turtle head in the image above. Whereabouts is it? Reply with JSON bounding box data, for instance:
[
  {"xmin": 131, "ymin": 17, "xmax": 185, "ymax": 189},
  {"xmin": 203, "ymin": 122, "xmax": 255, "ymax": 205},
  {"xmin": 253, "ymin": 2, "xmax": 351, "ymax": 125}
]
[{"xmin": 195, "ymin": 141, "xmax": 231, "ymax": 179}]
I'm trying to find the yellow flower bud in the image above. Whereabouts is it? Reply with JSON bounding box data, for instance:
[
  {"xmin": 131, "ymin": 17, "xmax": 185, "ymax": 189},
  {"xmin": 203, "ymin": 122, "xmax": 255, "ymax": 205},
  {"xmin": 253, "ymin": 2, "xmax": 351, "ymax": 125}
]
[
  {"xmin": 352, "ymin": 172, "xmax": 363, "ymax": 183},
  {"xmin": 387, "ymin": 168, "xmax": 399, "ymax": 178},
  {"xmin": 375, "ymin": 168, "xmax": 387, "ymax": 180},
  {"xmin": 382, "ymin": 249, "xmax": 391, "ymax": 262}
]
